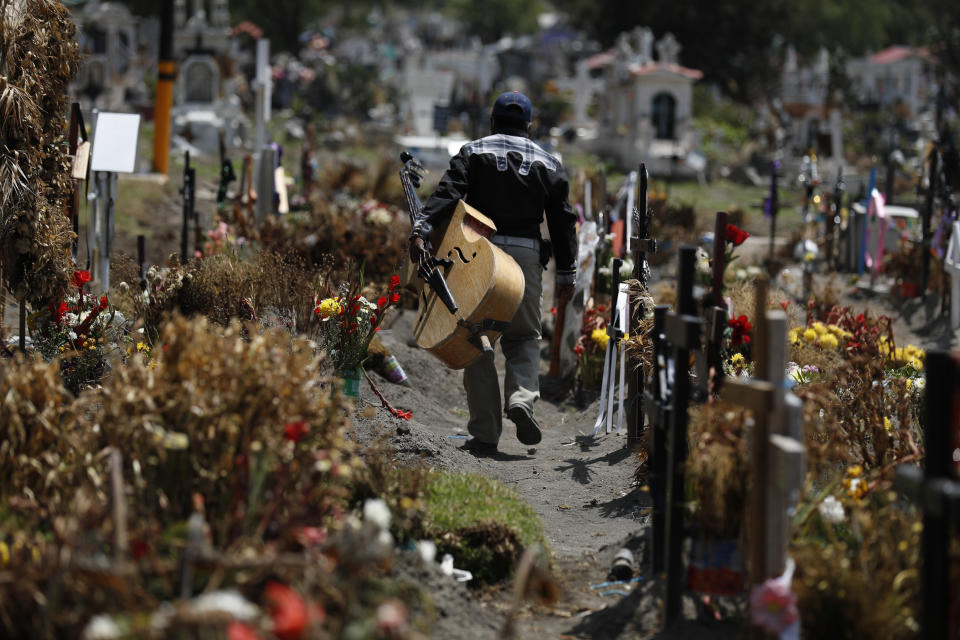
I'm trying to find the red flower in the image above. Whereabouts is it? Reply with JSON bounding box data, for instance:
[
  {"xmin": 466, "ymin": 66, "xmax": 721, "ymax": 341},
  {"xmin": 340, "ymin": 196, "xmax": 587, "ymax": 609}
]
[
  {"xmin": 729, "ymin": 314, "xmax": 752, "ymax": 347},
  {"xmin": 283, "ymin": 420, "xmax": 309, "ymax": 443},
  {"xmin": 99, "ymin": 295, "xmax": 108, "ymax": 310},
  {"xmin": 574, "ymin": 344, "xmax": 585, "ymax": 356},
  {"xmin": 389, "ymin": 292, "xmax": 400, "ymax": 305},
  {"xmin": 389, "ymin": 275, "xmax": 401, "ymax": 291},
  {"xmin": 293, "ymin": 526, "xmax": 327, "ymax": 547},
  {"xmin": 51, "ymin": 301, "xmax": 67, "ymax": 324},
  {"xmin": 550, "ymin": 306, "xmax": 557, "ymax": 316},
  {"xmin": 227, "ymin": 621, "xmax": 262, "ymax": 640},
  {"xmin": 71, "ymin": 270, "xmax": 91, "ymax": 289},
  {"xmin": 725, "ymin": 224, "xmax": 750, "ymax": 246},
  {"xmin": 370, "ymin": 315, "xmax": 377, "ymax": 324},
  {"xmin": 265, "ymin": 582, "xmax": 307, "ymax": 640},
  {"xmin": 780, "ymin": 300, "xmax": 789, "ymax": 311},
  {"xmin": 377, "ymin": 296, "xmax": 388, "ymax": 308}
]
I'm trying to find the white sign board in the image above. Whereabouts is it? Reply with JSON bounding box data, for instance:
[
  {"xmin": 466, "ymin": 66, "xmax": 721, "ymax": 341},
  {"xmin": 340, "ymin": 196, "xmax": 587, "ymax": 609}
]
[{"xmin": 90, "ymin": 113, "xmax": 140, "ymax": 174}]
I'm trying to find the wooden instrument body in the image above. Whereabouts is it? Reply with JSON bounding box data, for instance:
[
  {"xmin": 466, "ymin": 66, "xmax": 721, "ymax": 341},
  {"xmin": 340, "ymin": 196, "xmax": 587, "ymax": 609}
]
[{"xmin": 410, "ymin": 200, "xmax": 525, "ymax": 369}]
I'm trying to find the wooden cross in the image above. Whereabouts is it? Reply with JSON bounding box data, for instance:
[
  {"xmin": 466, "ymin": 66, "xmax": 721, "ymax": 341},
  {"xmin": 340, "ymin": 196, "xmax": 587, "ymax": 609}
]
[
  {"xmin": 643, "ymin": 305, "xmax": 671, "ymax": 575},
  {"xmin": 706, "ymin": 211, "xmax": 729, "ymax": 391},
  {"xmin": 663, "ymin": 246, "xmax": 702, "ymax": 627},
  {"xmin": 627, "ymin": 163, "xmax": 657, "ymax": 448},
  {"xmin": 896, "ymin": 351, "xmax": 960, "ymax": 640},
  {"xmin": 721, "ymin": 277, "xmax": 806, "ymax": 592},
  {"xmin": 67, "ymin": 102, "xmax": 90, "ymax": 265}
]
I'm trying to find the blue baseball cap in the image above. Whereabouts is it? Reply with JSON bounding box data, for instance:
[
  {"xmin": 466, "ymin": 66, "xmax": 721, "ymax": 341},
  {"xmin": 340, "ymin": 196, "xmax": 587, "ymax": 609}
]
[{"xmin": 491, "ymin": 90, "xmax": 532, "ymax": 124}]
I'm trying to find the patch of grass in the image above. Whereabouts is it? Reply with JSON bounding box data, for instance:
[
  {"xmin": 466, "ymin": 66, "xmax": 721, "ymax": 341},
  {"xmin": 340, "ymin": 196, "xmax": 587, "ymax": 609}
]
[
  {"xmin": 114, "ymin": 176, "xmax": 172, "ymax": 237},
  {"xmin": 423, "ymin": 470, "xmax": 547, "ymax": 585},
  {"xmin": 424, "ymin": 471, "xmax": 545, "ymax": 546}
]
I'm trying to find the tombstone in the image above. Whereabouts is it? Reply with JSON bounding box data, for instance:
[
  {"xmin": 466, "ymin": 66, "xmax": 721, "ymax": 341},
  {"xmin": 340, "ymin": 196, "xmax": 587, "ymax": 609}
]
[
  {"xmin": 592, "ymin": 259, "xmax": 630, "ymax": 436},
  {"xmin": 180, "ymin": 56, "xmax": 219, "ymax": 104}
]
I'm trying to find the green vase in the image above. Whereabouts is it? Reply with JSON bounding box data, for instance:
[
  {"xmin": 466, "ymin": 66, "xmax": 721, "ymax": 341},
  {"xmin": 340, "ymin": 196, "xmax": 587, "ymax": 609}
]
[{"xmin": 337, "ymin": 367, "xmax": 362, "ymax": 399}]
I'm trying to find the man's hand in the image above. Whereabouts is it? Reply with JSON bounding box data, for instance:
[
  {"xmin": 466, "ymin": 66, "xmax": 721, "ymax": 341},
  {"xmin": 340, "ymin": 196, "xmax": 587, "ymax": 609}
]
[{"xmin": 408, "ymin": 236, "xmax": 429, "ymax": 264}]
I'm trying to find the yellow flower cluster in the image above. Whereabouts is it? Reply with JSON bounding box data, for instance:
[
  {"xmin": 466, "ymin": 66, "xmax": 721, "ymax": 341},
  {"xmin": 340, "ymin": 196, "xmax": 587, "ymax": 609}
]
[
  {"xmin": 591, "ymin": 327, "xmax": 610, "ymax": 349},
  {"xmin": 317, "ymin": 297, "xmax": 342, "ymax": 319},
  {"xmin": 879, "ymin": 337, "xmax": 925, "ymax": 370},
  {"xmin": 842, "ymin": 465, "xmax": 868, "ymax": 501},
  {"xmin": 788, "ymin": 322, "xmax": 850, "ymax": 349},
  {"xmin": 730, "ymin": 352, "xmax": 745, "ymax": 367}
]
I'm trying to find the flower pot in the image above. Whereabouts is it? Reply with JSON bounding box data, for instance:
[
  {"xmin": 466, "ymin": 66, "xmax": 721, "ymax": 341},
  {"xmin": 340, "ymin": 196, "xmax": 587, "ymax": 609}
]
[{"xmin": 336, "ymin": 367, "xmax": 362, "ymax": 400}]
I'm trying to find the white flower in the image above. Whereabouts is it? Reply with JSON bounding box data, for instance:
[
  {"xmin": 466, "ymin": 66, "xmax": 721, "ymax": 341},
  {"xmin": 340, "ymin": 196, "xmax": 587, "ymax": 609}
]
[
  {"xmin": 913, "ymin": 377, "xmax": 926, "ymax": 392},
  {"xmin": 735, "ymin": 268, "xmax": 747, "ymax": 280},
  {"xmin": 818, "ymin": 495, "xmax": 845, "ymax": 523},
  {"xmin": 416, "ymin": 540, "xmax": 437, "ymax": 564},
  {"xmin": 363, "ymin": 498, "xmax": 391, "ymax": 530},
  {"xmin": 191, "ymin": 590, "xmax": 258, "ymax": 620},
  {"xmin": 68, "ymin": 331, "xmax": 77, "ymax": 340},
  {"xmin": 82, "ymin": 615, "xmax": 121, "ymax": 640}
]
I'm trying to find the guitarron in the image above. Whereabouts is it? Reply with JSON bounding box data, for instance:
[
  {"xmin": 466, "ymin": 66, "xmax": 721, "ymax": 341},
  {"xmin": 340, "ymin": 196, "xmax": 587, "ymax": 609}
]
[{"xmin": 399, "ymin": 153, "xmax": 525, "ymax": 370}]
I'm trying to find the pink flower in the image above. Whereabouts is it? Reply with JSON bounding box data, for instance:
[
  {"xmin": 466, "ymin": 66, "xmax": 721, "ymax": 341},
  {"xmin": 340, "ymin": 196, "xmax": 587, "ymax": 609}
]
[
  {"xmin": 376, "ymin": 599, "xmax": 408, "ymax": 636},
  {"xmin": 749, "ymin": 578, "xmax": 798, "ymax": 634}
]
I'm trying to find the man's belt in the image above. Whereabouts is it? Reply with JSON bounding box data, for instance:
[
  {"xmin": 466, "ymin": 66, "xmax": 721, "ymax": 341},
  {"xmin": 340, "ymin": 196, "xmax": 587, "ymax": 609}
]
[{"xmin": 491, "ymin": 234, "xmax": 539, "ymax": 250}]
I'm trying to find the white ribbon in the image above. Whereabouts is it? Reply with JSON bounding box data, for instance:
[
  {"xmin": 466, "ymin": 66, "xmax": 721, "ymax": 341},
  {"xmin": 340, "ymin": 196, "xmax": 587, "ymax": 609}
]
[{"xmin": 593, "ymin": 284, "xmax": 630, "ymax": 436}]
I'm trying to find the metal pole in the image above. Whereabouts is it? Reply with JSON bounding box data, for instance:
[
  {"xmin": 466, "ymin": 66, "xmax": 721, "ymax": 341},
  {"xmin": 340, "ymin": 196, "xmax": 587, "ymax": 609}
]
[{"xmin": 153, "ymin": 0, "xmax": 175, "ymax": 174}]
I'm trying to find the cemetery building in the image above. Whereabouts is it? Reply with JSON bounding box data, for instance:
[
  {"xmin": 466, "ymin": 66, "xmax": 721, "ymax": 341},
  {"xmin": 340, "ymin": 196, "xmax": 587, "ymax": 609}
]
[
  {"xmin": 845, "ymin": 46, "xmax": 935, "ymax": 119},
  {"xmin": 586, "ymin": 27, "xmax": 702, "ymax": 174}
]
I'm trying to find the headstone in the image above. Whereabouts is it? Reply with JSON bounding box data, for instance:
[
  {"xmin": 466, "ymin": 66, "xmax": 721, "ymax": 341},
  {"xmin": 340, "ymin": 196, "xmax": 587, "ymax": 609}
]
[
  {"xmin": 556, "ymin": 221, "xmax": 599, "ymax": 377},
  {"xmin": 181, "ymin": 56, "xmax": 218, "ymax": 104}
]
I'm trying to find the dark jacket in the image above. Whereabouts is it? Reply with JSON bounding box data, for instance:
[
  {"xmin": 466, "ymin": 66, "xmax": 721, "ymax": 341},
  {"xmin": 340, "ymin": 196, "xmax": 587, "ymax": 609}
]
[{"xmin": 412, "ymin": 132, "xmax": 578, "ymax": 285}]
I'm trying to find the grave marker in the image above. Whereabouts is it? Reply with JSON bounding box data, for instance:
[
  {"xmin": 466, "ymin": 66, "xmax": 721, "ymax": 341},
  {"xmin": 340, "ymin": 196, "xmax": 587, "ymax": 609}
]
[
  {"xmin": 663, "ymin": 246, "xmax": 702, "ymax": 626},
  {"xmin": 90, "ymin": 111, "xmax": 140, "ymax": 291},
  {"xmin": 721, "ymin": 278, "xmax": 806, "ymax": 592},
  {"xmin": 627, "ymin": 163, "xmax": 657, "ymax": 447},
  {"xmin": 643, "ymin": 305, "xmax": 672, "ymax": 575}
]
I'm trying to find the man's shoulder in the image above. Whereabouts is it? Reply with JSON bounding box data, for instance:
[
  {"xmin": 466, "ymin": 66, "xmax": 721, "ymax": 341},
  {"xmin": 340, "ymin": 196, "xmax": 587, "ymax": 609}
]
[{"xmin": 463, "ymin": 134, "xmax": 561, "ymax": 174}]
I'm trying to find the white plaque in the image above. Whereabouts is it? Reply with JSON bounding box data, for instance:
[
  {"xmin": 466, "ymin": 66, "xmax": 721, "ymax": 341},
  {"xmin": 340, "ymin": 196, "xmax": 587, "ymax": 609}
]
[{"xmin": 90, "ymin": 113, "xmax": 140, "ymax": 173}]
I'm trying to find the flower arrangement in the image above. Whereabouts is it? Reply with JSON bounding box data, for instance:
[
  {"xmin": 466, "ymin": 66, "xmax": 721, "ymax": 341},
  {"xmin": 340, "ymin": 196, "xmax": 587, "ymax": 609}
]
[
  {"xmin": 728, "ymin": 314, "xmax": 752, "ymax": 348},
  {"xmin": 30, "ymin": 270, "xmax": 119, "ymax": 393},
  {"xmin": 314, "ymin": 273, "xmax": 401, "ymax": 374},
  {"xmin": 314, "ymin": 273, "xmax": 412, "ymax": 419},
  {"xmin": 574, "ymin": 303, "xmax": 609, "ymax": 390}
]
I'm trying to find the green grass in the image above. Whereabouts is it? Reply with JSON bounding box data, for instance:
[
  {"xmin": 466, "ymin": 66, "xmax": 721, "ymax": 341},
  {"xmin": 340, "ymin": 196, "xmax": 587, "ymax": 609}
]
[
  {"xmin": 423, "ymin": 470, "xmax": 547, "ymax": 584},
  {"xmin": 424, "ymin": 471, "xmax": 545, "ymax": 547}
]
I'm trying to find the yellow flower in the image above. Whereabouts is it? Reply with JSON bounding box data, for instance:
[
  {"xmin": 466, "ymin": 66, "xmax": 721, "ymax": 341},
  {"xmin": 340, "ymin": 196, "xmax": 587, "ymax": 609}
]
[
  {"xmin": 730, "ymin": 353, "xmax": 745, "ymax": 367},
  {"xmin": 316, "ymin": 297, "xmax": 342, "ymax": 319},
  {"xmin": 803, "ymin": 328, "xmax": 817, "ymax": 343},
  {"xmin": 591, "ymin": 328, "xmax": 610, "ymax": 349},
  {"xmin": 847, "ymin": 465, "xmax": 863, "ymax": 478},
  {"xmin": 820, "ymin": 333, "xmax": 839, "ymax": 350},
  {"xmin": 0, "ymin": 541, "xmax": 8, "ymax": 566},
  {"xmin": 884, "ymin": 416, "xmax": 892, "ymax": 432},
  {"xmin": 136, "ymin": 341, "xmax": 148, "ymax": 352},
  {"xmin": 906, "ymin": 378, "xmax": 912, "ymax": 390},
  {"xmin": 812, "ymin": 322, "xmax": 827, "ymax": 335},
  {"xmin": 827, "ymin": 324, "xmax": 843, "ymax": 336}
]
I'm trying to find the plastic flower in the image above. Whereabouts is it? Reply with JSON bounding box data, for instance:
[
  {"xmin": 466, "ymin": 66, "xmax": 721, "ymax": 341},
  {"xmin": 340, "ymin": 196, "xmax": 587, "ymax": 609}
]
[
  {"xmin": 749, "ymin": 578, "xmax": 798, "ymax": 633},
  {"xmin": 820, "ymin": 333, "xmax": 838, "ymax": 349},
  {"xmin": 884, "ymin": 416, "xmax": 892, "ymax": 432},
  {"xmin": 71, "ymin": 270, "xmax": 91, "ymax": 289},
  {"xmin": 264, "ymin": 582, "xmax": 307, "ymax": 640},
  {"xmin": 315, "ymin": 297, "xmax": 342, "ymax": 319},
  {"xmin": 283, "ymin": 420, "xmax": 309, "ymax": 443},
  {"xmin": 725, "ymin": 223, "xmax": 750, "ymax": 246},
  {"xmin": 729, "ymin": 315, "xmax": 752, "ymax": 347},
  {"xmin": 803, "ymin": 328, "xmax": 817, "ymax": 343},
  {"xmin": 591, "ymin": 327, "xmax": 610, "ymax": 349},
  {"xmin": 730, "ymin": 353, "xmax": 745, "ymax": 367},
  {"xmin": 818, "ymin": 495, "xmax": 845, "ymax": 523},
  {"xmin": 787, "ymin": 328, "xmax": 801, "ymax": 345},
  {"xmin": 389, "ymin": 274, "xmax": 401, "ymax": 291}
]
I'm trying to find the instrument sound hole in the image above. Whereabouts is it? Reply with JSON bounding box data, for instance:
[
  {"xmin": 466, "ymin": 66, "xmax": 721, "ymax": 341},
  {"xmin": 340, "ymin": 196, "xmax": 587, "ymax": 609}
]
[{"xmin": 448, "ymin": 247, "xmax": 476, "ymax": 264}]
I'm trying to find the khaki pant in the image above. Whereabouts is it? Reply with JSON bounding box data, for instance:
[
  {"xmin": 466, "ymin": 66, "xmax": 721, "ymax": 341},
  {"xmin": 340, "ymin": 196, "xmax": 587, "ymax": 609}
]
[{"xmin": 463, "ymin": 244, "xmax": 542, "ymax": 444}]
